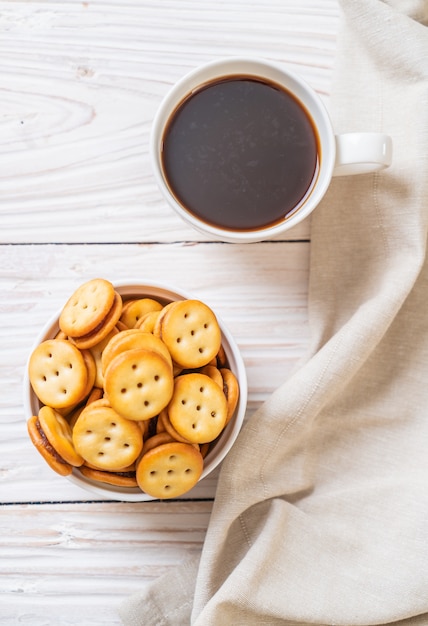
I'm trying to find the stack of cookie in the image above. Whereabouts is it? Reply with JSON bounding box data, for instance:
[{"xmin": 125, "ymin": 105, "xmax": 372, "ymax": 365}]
[{"xmin": 27, "ymin": 278, "xmax": 240, "ymax": 499}]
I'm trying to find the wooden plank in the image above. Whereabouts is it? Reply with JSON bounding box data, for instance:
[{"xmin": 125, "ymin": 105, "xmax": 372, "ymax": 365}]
[
  {"xmin": 0, "ymin": 500, "xmax": 211, "ymax": 625},
  {"xmin": 0, "ymin": 0, "xmax": 338, "ymax": 244},
  {"xmin": 0, "ymin": 241, "xmax": 309, "ymax": 503}
]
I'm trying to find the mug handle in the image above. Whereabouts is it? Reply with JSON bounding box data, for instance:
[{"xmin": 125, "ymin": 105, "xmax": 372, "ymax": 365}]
[{"xmin": 333, "ymin": 132, "xmax": 392, "ymax": 176}]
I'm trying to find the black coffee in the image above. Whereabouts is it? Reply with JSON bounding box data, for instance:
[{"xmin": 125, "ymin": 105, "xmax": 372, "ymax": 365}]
[{"xmin": 161, "ymin": 76, "xmax": 319, "ymax": 232}]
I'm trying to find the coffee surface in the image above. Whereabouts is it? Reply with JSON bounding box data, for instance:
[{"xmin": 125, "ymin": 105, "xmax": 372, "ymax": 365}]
[{"xmin": 161, "ymin": 77, "xmax": 318, "ymax": 231}]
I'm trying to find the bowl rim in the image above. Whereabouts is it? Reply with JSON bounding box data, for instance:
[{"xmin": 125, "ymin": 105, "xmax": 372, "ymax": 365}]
[{"xmin": 23, "ymin": 280, "xmax": 248, "ymax": 502}]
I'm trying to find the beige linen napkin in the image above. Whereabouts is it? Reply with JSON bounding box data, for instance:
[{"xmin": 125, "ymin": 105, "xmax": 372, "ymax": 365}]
[{"xmin": 120, "ymin": 0, "xmax": 428, "ymax": 623}]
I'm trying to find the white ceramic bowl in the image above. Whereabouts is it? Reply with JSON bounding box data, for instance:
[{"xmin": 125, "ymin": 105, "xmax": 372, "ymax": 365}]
[{"xmin": 23, "ymin": 281, "xmax": 247, "ymax": 502}]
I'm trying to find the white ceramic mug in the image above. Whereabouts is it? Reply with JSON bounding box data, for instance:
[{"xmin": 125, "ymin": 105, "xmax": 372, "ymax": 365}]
[{"xmin": 150, "ymin": 57, "xmax": 392, "ymax": 243}]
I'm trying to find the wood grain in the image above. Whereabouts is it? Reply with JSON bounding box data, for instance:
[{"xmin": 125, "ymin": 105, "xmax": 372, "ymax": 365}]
[
  {"xmin": 0, "ymin": 501, "xmax": 211, "ymax": 625},
  {"xmin": 0, "ymin": 0, "xmax": 338, "ymax": 244}
]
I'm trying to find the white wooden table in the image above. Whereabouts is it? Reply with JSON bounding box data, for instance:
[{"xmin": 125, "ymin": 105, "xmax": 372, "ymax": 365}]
[{"xmin": 0, "ymin": 1, "xmax": 340, "ymax": 623}]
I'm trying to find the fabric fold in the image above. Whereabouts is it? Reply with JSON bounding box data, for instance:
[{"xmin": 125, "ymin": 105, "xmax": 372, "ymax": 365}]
[{"xmin": 120, "ymin": 1, "xmax": 428, "ymax": 624}]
